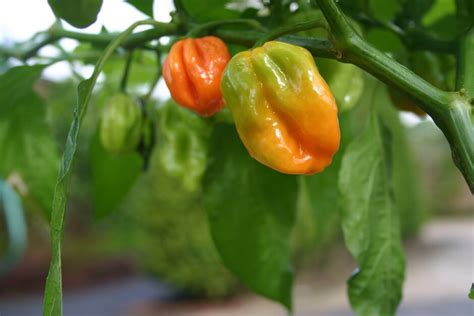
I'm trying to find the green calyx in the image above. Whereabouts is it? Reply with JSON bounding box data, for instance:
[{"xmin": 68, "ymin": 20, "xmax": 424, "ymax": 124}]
[{"xmin": 100, "ymin": 93, "xmax": 143, "ymax": 154}]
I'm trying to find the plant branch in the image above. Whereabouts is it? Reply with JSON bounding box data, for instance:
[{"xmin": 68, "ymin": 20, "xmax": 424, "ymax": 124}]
[
  {"xmin": 187, "ymin": 19, "xmax": 264, "ymax": 38},
  {"xmin": 23, "ymin": 33, "xmax": 59, "ymax": 60},
  {"xmin": 214, "ymin": 30, "xmax": 335, "ymax": 57},
  {"xmin": 173, "ymin": 0, "xmax": 191, "ymax": 20},
  {"xmin": 451, "ymin": 26, "xmax": 474, "ymax": 191},
  {"xmin": 143, "ymin": 51, "xmax": 162, "ymax": 102},
  {"xmin": 0, "ymin": 4, "xmax": 471, "ymax": 188},
  {"xmin": 120, "ymin": 50, "xmax": 134, "ymax": 92},
  {"xmin": 0, "ymin": 33, "xmax": 59, "ymax": 61},
  {"xmin": 0, "ymin": 22, "xmax": 182, "ymax": 63},
  {"xmin": 315, "ymin": 0, "xmax": 448, "ymax": 112},
  {"xmin": 353, "ymin": 13, "xmax": 457, "ymax": 53},
  {"xmin": 253, "ymin": 19, "xmax": 328, "ymax": 47},
  {"xmin": 456, "ymin": 27, "xmax": 474, "ymax": 96},
  {"xmin": 51, "ymin": 22, "xmax": 181, "ymax": 48},
  {"xmin": 316, "ymin": 0, "xmax": 473, "ymax": 191}
]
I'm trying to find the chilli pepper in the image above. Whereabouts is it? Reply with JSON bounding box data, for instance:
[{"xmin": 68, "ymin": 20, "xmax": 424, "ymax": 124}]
[
  {"xmin": 221, "ymin": 41, "xmax": 340, "ymax": 175},
  {"xmin": 163, "ymin": 36, "xmax": 231, "ymax": 116},
  {"xmin": 100, "ymin": 93, "xmax": 142, "ymax": 154},
  {"xmin": 157, "ymin": 99, "xmax": 211, "ymax": 192},
  {"xmin": 286, "ymin": 9, "xmax": 364, "ymax": 112}
]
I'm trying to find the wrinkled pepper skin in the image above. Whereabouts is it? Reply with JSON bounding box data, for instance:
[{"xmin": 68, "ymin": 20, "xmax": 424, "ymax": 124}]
[
  {"xmin": 100, "ymin": 93, "xmax": 142, "ymax": 154},
  {"xmin": 221, "ymin": 41, "xmax": 340, "ymax": 175},
  {"xmin": 163, "ymin": 36, "xmax": 231, "ymax": 116}
]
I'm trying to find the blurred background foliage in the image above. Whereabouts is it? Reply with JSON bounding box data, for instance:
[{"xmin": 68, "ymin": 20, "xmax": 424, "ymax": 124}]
[
  {"xmin": 2, "ymin": 72, "xmax": 469, "ymax": 298},
  {"xmin": 0, "ymin": 0, "xmax": 471, "ymax": 301}
]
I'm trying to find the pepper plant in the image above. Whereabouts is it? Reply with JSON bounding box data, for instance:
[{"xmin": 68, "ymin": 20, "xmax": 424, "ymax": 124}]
[{"xmin": 0, "ymin": 0, "xmax": 472, "ymax": 315}]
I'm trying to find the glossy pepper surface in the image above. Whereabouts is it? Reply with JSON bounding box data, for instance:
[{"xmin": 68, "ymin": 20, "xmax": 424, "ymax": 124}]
[
  {"xmin": 163, "ymin": 36, "xmax": 231, "ymax": 116},
  {"xmin": 286, "ymin": 9, "xmax": 364, "ymax": 112},
  {"xmin": 221, "ymin": 41, "xmax": 340, "ymax": 175}
]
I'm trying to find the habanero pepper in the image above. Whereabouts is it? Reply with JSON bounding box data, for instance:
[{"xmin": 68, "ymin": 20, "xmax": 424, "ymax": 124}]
[
  {"xmin": 100, "ymin": 93, "xmax": 143, "ymax": 154},
  {"xmin": 163, "ymin": 36, "xmax": 231, "ymax": 116},
  {"xmin": 286, "ymin": 9, "xmax": 364, "ymax": 112},
  {"xmin": 221, "ymin": 41, "xmax": 340, "ymax": 175}
]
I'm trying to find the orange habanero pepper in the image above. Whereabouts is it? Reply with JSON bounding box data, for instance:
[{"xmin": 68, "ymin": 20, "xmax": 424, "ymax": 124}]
[
  {"xmin": 221, "ymin": 41, "xmax": 340, "ymax": 175},
  {"xmin": 163, "ymin": 36, "xmax": 231, "ymax": 116}
]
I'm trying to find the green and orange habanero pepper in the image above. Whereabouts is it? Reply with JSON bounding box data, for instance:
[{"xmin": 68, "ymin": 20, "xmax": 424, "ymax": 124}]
[
  {"xmin": 221, "ymin": 41, "xmax": 340, "ymax": 175},
  {"xmin": 163, "ymin": 36, "xmax": 231, "ymax": 116}
]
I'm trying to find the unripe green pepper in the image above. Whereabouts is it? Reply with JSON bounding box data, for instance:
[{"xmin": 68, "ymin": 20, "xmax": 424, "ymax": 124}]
[
  {"xmin": 221, "ymin": 41, "xmax": 340, "ymax": 175},
  {"xmin": 100, "ymin": 93, "xmax": 142, "ymax": 154},
  {"xmin": 157, "ymin": 100, "xmax": 211, "ymax": 192}
]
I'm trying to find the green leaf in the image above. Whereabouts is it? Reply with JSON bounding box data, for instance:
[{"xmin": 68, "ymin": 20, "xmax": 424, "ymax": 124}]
[
  {"xmin": 398, "ymin": 0, "xmax": 435, "ymax": 22},
  {"xmin": 300, "ymin": 112, "xmax": 353, "ymax": 247},
  {"xmin": 48, "ymin": 0, "xmax": 103, "ymax": 28},
  {"xmin": 42, "ymin": 20, "xmax": 161, "ymax": 316},
  {"xmin": 0, "ymin": 65, "xmax": 59, "ymax": 218},
  {"xmin": 157, "ymin": 101, "xmax": 211, "ymax": 192},
  {"xmin": 425, "ymin": 14, "xmax": 461, "ymax": 40},
  {"xmin": 339, "ymin": 0, "xmax": 371, "ymax": 16},
  {"xmin": 455, "ymin": 0, "xmax": 474, "ymax": 29},
  {"xmin": 370, "ymin": 0, "xmax": 401, "ymax": 22},
  {"xmin": 90, "ymin": 129, "xmax": 142, "ymax": 219},
  {"xmin": 366, "ymin": 29, "xmax": 405, "ymax": 55},
  {"xmin": 339, "ymin": 88, "xmax": 405, "ymax": 316},
  {"xmin": 203, "ymin": 124, "xmax": 297, "ymax": 310},
  {"xmin": 102, "ymin": 51, "xmax": 158, "ymax": 94},
  {"xmin": 379, "ymin": 89, "xmax": 425, "ymax": 237},
  {"xmin": 422, "ymin": 0, "xmax": 455, "ymax": 25},
  {"xmin": 182, "ymin": 0, "xmax": 239, "ymax": 22},
  {"xmin": 469, "ymin": 283, "xmax": 474, "ymax": 300},
  {"xmin": 126, "ymin": 0, "xmax": 154, "ymax": 17}
]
